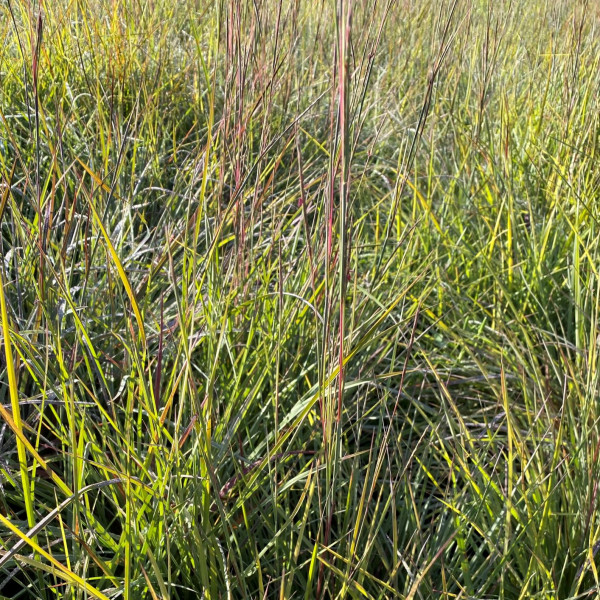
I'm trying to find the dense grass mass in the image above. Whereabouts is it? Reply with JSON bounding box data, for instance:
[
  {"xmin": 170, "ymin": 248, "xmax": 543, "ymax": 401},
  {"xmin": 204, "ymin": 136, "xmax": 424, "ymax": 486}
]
[{"xmin": 1, "ymin": 0, "xmax": 600, "ymax": 597}]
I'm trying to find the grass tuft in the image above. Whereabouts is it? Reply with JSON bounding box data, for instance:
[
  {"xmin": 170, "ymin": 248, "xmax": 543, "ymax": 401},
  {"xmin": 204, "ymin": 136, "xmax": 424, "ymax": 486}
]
[{"xmin": 1, "ymin": 0, "xmax": 600, "ymax": 598}]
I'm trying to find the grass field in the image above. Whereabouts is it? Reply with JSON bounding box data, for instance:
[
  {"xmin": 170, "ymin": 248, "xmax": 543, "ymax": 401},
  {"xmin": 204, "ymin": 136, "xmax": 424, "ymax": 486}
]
[{"xmin": 1, "ymin": 0, "xmax": 600, "ymax": 598}]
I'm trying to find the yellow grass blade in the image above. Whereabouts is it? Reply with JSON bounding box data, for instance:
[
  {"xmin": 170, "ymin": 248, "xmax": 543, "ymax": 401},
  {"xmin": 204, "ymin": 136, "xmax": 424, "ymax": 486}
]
[
  {"xmin": 0, "ymin": 273, "xmax": 71, "ymax": 497},
  {"xmin": 76, "ymin": 157, "xmax": 146, "ymax": 348},
  {"xmin": 0, "ymin": 265, "xmax": 36, "ymax": 529},
  {"xmin": 0, "ymin": 513, "xmax": 110, "ymax": 600}
]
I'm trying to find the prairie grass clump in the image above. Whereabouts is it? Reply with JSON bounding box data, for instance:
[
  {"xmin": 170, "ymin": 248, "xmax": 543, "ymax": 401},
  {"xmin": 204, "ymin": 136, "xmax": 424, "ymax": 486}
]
[{"xmin": 1, "ymin": 0, "xmax": 600, "ymax": 598}]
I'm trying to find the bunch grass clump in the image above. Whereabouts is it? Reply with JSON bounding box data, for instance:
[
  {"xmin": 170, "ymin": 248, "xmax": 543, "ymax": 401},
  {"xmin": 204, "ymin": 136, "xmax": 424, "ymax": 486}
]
[{"xmin": 1, "ymin": 0, "xmax": 600, "ymax": 597}]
